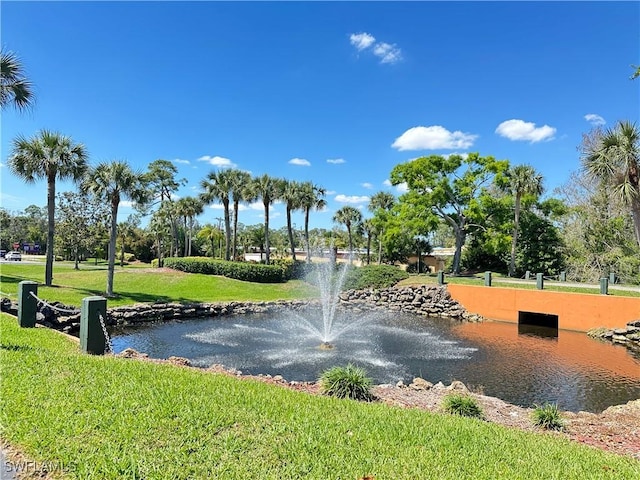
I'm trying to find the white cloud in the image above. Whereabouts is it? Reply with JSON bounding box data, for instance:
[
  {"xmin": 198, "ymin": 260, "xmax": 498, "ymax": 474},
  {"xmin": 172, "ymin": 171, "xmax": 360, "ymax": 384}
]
[
  {"xmin": 349, "ymin": 32, "xmax": 376, "ymax": 51},
  {"xmin": 392, "ymin": 125, "xmax": 478, "ymax": 151},
  {"xmin": 325, "ymin": 190, "xmax": 337, "ymax": 195},
  {"xmin": 335, "ymin": 194, "xmax": 370, "ymax": 204},
  {"xmin": 584, "ymin": 113, "xmax": 606, "ymax": 126},
  {"xmin": 327, "ymin": 158, "xmax": 345, "ymax": 164},
  {"xmin": 289, "ymin": 158, "xmax": 311, "ymax": 167},
  {"xmin": 383, "ymin": 179, "xmax": 408, "ymax": 193},
  {"xmin": 495, "ymin": 119, "xmax": 556, "ymax": 143},
  {"xmin": 209, "ymin": 203, "xmax": 249, "ymax": 212},
  {"xmin": 173, "ymin": 158, "xmax": 190, "ymax": 165},
  {"xmin": 197, "ymin": 155, "xmax": 237, "ymax": 168},
  {"xmin": 373, "ymin": 42, "xmax": 402, "ymax": 64},
  {"xmin": 350, "ymin": 33, "xmax": 402, "ymax": 64},
  {"xmin": 395, "ymin": 182, "xmax": 409, "ymax": 193},
  {"xmin": 120, "ymin": 200, "xmax": 134, "ymax": 208},
  {"xmin": 361, "ymin": 182, "xmax": 374, "ymax": 189}
]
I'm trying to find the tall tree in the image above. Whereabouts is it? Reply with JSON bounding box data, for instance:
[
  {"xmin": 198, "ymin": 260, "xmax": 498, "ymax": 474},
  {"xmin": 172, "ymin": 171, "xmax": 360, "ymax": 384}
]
[
  {"xmin": 368, "ymin": 191, "xmax": 396, "ymax": 264},
  {"xmin": 1, "ymin": 49, "xmax": 34, "ymax": 111},
  {"xmin": 117, "ymin": 214, "xmax": 140, "ymax": 267},
  {"xmin": 557, "ymin": 171, "xmax": 639, "ymax": 282},
  {"xmin": 252, "ymin": 174, "xmax": 283, "ymax": 264},
  {"xmin": 8, "ymin": 130, "xmax": 88, "ymax": 285},
  {"xmin": 57, "ymin": 192, "xmax": 109, "ymax": 269},
  {"xmin": 390, "ymin": 153, "xmax": 509, "ymax": 274},
  {"xmin": 176, "ymin": 196, "xmax": 203, "ymax": 256},
  {"xmin": 299, "ymin": 182, "xmax": 326, "ymax": 263},
  {"xmin": 200, "ymin": 170, "xmax": 234, "ymax": 260},
  {"xmin": 281, "ymin": 179, "xmax": 305, "ymax": 260},
  {"xmin": 503, "ymin": 164, "xmax": 544, "ymax": 277},
  {"xmin": 81, "ymin": 161, "xmax": 147, "ymax": 296},
  {"xmin": 149, "ymin": 205, "xmax": 172, "ymax": 267},
  {"xmin": 333, "ymin": 206, "xmax": 362, "ymax": 264},
  {"xmin": 361, "ymin": 218, "xmax": 375, "ymax": 265},
  {"xmin": 581, "ymin": 120, "xmax": 640, "ymax": 247},
  {"xmin": 228, "ymin": 170, "xmax": 254, "ymax": 261},
  {"xmin": 143, "ymin": 160, "xmax": 185, "ymax": 257}
]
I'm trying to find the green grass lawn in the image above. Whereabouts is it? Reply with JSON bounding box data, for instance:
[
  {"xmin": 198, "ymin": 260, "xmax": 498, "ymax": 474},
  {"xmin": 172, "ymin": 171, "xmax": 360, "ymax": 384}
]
[
  {"xmin": 1, "ymin": 314, "xmax": 638, "ymax": 479},
  {"xmin": 397, "ymin": 273, "xmax": 640, "ymax": 297},
  {"xmin": 0, "ymin": 262, "xmax": 315, "ymax": 307}
]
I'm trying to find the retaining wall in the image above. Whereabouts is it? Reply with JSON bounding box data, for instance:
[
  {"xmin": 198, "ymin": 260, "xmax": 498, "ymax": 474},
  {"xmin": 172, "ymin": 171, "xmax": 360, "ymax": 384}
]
[{"xmin": 447, "ymin": 284, "xmax": 640, "ymax": 332}]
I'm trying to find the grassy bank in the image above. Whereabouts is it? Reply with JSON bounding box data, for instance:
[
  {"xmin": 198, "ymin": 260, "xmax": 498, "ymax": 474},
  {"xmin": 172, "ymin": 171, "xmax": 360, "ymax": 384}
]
[
  {"xmin": 0, "ymin": 263, "xmax": 315, "ymax": 307},
  {"xmin": 397, "ymin": 274, "xmax": 640, "ymax": 297},
  {"xmin": 0, "ymin": 314, "xmax": 637, "ymax": 479}
]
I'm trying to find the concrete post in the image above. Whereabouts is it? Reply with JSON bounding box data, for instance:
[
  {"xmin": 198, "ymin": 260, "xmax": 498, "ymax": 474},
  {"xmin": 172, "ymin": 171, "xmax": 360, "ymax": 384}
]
[
  {"xmin": 525, "ymin": 271, "xmax": 531, "ymax": 280},
  {"xmin": 559, "ymin": 271, "xmax": 566, "ymax": 282},
  {"xmin": 80, "ymin": 296, "xmax": 108, "ymax": 355},
  {"xmin": 600, "ymin": 278, "xmax": 609, "ymax": 295},
  {"xmin": 17, "ymin": 281, "xmax": 38, "ymax": 328},
  {"xmin": 437, "ymin": 271, "xmax": 445, "ymax": 285},
  {"xmin": 536, "ymin": 273, "xmax": 544, "ymax": 290},
  {"xmin": 484, "ymin": 271, "xmax": 492, "ymax": 287}
]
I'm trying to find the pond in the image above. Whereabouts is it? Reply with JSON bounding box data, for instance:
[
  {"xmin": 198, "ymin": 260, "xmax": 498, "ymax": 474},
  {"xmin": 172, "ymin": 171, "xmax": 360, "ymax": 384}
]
[{"xmin": 112, "ymin": 310, "xmax": 640, "ymax": 413}]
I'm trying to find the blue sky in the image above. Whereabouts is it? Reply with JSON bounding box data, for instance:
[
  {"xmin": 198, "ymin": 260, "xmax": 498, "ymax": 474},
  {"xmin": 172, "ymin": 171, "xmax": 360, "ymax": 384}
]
[{"xmin": 2, "ymin": 1, "xmax": 639, "ymax": 231}]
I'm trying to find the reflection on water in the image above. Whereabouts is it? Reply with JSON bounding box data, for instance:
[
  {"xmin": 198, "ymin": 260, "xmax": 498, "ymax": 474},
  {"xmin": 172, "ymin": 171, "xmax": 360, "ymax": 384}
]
[{"xmin": 112, "ymin": 312, "xmax": 640, "ymax": 413}]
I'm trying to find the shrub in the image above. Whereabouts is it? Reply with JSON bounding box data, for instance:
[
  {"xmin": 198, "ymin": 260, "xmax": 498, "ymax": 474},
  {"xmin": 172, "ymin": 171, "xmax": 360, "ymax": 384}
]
[
  {"xmin": 442, "ymin": 393, "xmax": 484, "ymax": 419},
  {"xmin": 342, "ymin": 265, "xmax": 409, "ymax": 290},
  {"xmin": 531, "ymin": 403, "xmax": 564, "ymax": 431},
  {"xmin": 163, "ymin": 257, "xmax": 287, "ymax": 283},
  {"xmin": 270, "ymin": 258, "xmax": 312, "ymax": 280},
  {"xmin": 319, "ymin": 364, "xmax": 374, "ymax": 401}
]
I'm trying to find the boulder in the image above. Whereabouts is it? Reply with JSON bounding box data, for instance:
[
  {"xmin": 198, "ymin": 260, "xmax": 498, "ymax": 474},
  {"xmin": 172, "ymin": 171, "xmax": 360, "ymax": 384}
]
[{"xmin": 409, "ymin": 377, "xmax": 433, "ymax": 391}]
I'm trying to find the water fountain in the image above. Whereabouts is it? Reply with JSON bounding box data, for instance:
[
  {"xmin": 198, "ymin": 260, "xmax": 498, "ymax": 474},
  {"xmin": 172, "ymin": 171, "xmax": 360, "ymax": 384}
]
[{"xmin": 112, "ymin": 253, "xmax": 640, "ymax": 413}]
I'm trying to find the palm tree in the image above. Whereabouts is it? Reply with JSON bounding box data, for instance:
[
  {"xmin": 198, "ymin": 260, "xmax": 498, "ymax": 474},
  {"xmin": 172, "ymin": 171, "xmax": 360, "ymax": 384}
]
[
  {"xmin": 176, "ymin": 196, "xmax": 204, "ymax": 256},
  {"xmin": 252, "ymin": 174, "xmax": 284, "ymax": 264},
  {"xmin": 281, "ymin": 179, "xmax": 305, "ymax": 260},
  {"xmin": 504, "ymin": 164, "xmax": 544, "ymax": 277},
  {"xmin": 200, "ymin": 170, "xmax": 234, "ymax": 260},
  {"xmin": 197, "ymin": 224, "xmax": 224, "ymax": 258},
  {"xmin": 1, "ymin": 49, "xmax": 34, "ymax": 111},
  {"xmin": 368, "ymin": 191, "xmax": 396, "ymax": 264},
  {"xmin": 228, "ymin": 170, "xmax": 254, "ymax": 261},
  {"xmin": 8, "ymin": 130, "xmax": 88, "ymax": 285},
  {"xmin": 81, "ymin": 161, "xmax": 147, "ymax": 296},
  {"xmin": 333, "ymin": 206, "xmax": 363, "ymax": 264},
  {"xmin": 299, "ymin": 182, "xmax": 326, "ymax": 263},
  {"xmin": 582, "ymin": 120, "xmax": 640, "ymax": 247},
  {"xmin": 361, "ymin": 218, "xmax": 375, "ymax": 265}
]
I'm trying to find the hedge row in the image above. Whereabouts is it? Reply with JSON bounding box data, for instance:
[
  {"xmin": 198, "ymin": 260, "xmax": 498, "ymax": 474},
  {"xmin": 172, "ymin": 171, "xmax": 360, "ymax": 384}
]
[
  {"xmin": 342, "ymin": 264, "xmax": 409, "ymax": 290},
  {"xmin": 160, "ymin": 257, "xmax": 288, "ymax": 283}
]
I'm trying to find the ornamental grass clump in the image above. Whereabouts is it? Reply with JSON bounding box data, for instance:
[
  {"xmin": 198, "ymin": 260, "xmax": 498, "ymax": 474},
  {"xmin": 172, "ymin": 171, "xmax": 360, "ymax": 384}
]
[
  {"xmin": 532, "ymin": 403, "xmax": 565, "ymax": 431},
  {"xmin": 442, "ymin": 393, "xmax": 484, "ymax": 419},
  {"xmin": 319, "ymin": 364, "xmax": 374, "ymax": 401}
]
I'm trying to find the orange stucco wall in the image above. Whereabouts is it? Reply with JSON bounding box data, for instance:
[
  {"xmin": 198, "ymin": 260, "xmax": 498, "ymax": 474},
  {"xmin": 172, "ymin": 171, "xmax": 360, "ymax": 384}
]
[{"xmin": 447, "ymin": 284, "xmax": 640, "ymax": 332}]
